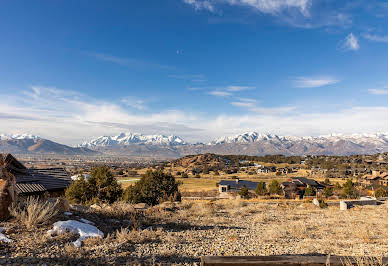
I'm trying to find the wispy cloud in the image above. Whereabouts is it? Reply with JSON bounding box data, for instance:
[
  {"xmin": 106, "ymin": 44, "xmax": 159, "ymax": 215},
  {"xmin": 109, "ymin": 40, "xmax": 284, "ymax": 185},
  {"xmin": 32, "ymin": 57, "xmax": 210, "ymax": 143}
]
[
  {"xmin": 183, "ymin": 0, "xmax": 215, "ymax": 12},
  {"xmin": 231, "ymin": 98, "xmax": 295, "ymax": 115},
  {"xmin": 86, "ymin": 52, "xmax": 174, "ymax": 70},
  {"xmin": 5, "ymin": 86, "xmax": 388, "ymax": 144},
  {"xmin": 207, "ymin": 85, "xmax": 255, "ymax": 97},
  {"xmin": 342, "ymin": 33, "xmax": 360, "ymax": 51},
  {"xmin": 169, "ymin": 74, "xmax": 206, "ymax": 82},
  {"xmin": 208, "ymin": 90, "xmax": 233, "ymax": 97},
  {"xmin": 183, "ymin": 0, "xmax": 311, "ymax": 16},
  {"xmin": 368, "ymin": 88, "xmax": 388, "ymax": 95},
  {"xmin": 293, "ymin": 76, "xmax": 339, "ymax": 88},
  {"xmin": 121, "ymin": 97, "xmax": 147, "ymax": 110},
  {"xmin": 363, "ymin": 33, "xmax": 388, "ymax": 43}
]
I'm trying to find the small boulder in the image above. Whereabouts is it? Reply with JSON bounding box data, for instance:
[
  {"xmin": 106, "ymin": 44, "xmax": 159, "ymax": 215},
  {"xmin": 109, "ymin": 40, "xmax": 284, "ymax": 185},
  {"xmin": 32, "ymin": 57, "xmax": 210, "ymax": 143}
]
[{"xmin": 134, "ymin": 203, "xmax": 150, "ymax": 210}]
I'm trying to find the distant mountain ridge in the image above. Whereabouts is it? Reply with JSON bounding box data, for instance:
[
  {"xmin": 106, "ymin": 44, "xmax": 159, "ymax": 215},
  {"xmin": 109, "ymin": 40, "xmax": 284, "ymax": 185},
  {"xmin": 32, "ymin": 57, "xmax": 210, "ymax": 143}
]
[
  {"xmin": 0, "ymin": 134, "xmax": 96, "ymax": 155},
  {"xmin": 78, "ymin": 131, "xmax": 388, "ymax": 157},
  {"xmin": 79, "ymin": 132, "xmax": 186, "ymax": 148},
  {"xmin": 3, "ymin": 131, "xmax": 388, "ymax": 157}
]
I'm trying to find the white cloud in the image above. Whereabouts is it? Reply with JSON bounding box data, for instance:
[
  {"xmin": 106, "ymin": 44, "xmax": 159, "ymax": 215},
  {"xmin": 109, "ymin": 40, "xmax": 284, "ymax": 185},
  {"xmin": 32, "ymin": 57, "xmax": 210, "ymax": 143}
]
[
  {"xmin": 368, "ymin": 88, "xmax": 388, "ymax": 95},
  {"xmin": 208, "ymin": 90, "xmax": 233, "ymax": 97},
  {"xmin": 342, "ymin": 33, "xmax": 360, "ymax": 51},
  {"xmin": 363, "ymin": 33, "xmax": 388, "ymax": 43},
  {"xmin": 231, "ymin": 101, "xmax": 256, "ymax": 108},
  {"xmin": 183, "ymin": 0, "xmax": 311, "ymax": 16},
  {"xmin": 4, "ymin": 86, "xmax": 388, "ymax": 145},
  {"xmin": 121, "ymin": 97, "xmax": 147, "ymax": 110},
  {"xmin": 225, "ymin": 86, "xmax": 254, "ymax": 91},
  {"xmin": 183, "ymin": 0, "xmax": 215, "ymax": 12},
  {"xmin": 86, "ymin": 52, "xmax": 174, "ymax": 70},
  {"xmin": 293, "ymin": 76, "xmax": 339, "ymax": 88},
  {"xmin": 223, "ymin": 0, "xmax": 311, "ymax": 16}
]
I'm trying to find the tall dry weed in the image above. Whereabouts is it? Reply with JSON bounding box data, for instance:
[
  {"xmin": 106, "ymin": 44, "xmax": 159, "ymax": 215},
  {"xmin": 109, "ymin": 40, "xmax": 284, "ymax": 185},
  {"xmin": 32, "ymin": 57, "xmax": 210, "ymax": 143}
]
[{"xmin": 9, "ymin": 197, "xmax": 58, "ymax": 228}]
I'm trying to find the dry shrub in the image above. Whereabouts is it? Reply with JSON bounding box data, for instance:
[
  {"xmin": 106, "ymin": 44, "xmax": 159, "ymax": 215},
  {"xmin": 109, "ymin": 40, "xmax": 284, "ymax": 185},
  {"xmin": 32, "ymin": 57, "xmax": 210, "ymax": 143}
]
[
  {"xmin": 9, "ymin": 197, "xmax": 58, "ymax": 229},
  {"xmin": 115, "ymin": 227, "xmax": 162, "ymax": 244},
  {"xmin": 353, "ymin": 225, "xmax": 375, "ymax": 244},
  {"xmin": 92, "ymin": 201, "xmax": 142, "ymax": 229},
  {"xmin": 189, "ymin": 202, "xmax": 215, "ymax": 217},
  {"xmin": 83, "ymin": 236, "xmax": 104, "ymax": 247},
  {"xmin": 286, "ymin": 221, "xmax": 307, "ymax": 239}
]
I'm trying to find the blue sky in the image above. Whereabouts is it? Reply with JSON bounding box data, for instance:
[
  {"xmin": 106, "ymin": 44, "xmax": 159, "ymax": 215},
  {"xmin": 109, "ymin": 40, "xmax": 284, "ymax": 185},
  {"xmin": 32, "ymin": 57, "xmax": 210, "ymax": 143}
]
[{"xmin": 1, "ymin": 0, "xmax": 388, "ymax": 145}]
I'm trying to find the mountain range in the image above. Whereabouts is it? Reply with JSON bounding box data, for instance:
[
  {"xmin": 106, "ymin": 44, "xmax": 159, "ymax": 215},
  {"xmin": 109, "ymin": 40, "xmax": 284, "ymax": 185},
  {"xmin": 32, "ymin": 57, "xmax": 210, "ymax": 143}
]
[
  {"xmin": 0, "ymin": 134, "xmax": 96, "ymax": 155},
  {"xmin": 2, "ymin": 132, "xmax": 388, "ymax": 157}
]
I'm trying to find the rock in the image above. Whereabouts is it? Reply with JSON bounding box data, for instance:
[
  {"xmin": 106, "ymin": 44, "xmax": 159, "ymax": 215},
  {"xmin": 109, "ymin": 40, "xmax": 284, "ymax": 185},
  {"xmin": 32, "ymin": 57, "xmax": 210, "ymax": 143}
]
[
  {"xmin": 70, "ymin": 204, "xmax": 89, "ymax": 212},
  {"xmin": 0, "ymin": 156, "xmax": 17, "ymax": 221},
  {"xmin": 312, "ymin": 198, "xmax": 319, "ymax": 207},
  {"xmin": 134, "ymin": 203, "xmax": 150, "ymax": 209},
  {"xmin": 90, "ymin": 204, "xmax": 102, "ymax": 210}
]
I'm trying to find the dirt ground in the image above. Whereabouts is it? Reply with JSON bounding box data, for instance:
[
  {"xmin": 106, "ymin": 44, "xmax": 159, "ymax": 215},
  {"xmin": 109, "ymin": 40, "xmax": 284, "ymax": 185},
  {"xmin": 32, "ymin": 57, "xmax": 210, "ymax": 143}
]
[{"xmin": 1, "ymin": 199, "xmax": 388, "ymax": 265}]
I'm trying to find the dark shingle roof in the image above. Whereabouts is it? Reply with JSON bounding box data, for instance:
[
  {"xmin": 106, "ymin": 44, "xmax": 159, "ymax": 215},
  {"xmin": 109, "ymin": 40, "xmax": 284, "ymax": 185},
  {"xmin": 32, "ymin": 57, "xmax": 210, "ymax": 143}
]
[
  {"xmin": 219, "ymin": 180, "xmax": 258, "ymax": 190},
  {"xmin": 15, "ymin": 168, "xmax": 71, "ymax": 193},
  {"xmin": 1, "ymin": 154, "xmax": 71, "ymax": 194}
]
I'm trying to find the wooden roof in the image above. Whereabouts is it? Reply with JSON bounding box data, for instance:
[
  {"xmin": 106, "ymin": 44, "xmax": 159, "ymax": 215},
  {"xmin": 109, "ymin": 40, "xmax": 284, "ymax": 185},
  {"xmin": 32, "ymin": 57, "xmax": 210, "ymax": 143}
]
[{"xmin": 1, "ymin": 154, "xmax": 71, "ymax": 194}]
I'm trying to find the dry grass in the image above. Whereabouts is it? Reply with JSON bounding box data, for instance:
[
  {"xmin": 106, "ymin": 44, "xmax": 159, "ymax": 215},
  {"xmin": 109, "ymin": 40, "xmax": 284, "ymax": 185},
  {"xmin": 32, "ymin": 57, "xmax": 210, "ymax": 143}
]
[
  {"xmin": 115, "ymin": 227, "xmax": 163, "ymax": 244},
  {"xmin": 9, "ymin": 197, "xmax": 58, "ymax": 229}
]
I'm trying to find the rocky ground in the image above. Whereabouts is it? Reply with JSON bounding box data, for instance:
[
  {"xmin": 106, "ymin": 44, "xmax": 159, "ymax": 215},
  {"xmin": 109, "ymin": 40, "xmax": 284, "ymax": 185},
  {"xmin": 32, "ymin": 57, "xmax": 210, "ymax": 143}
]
[{"xmin": 1, "ymin": 199, "xmax": 388, "ymax": 265}]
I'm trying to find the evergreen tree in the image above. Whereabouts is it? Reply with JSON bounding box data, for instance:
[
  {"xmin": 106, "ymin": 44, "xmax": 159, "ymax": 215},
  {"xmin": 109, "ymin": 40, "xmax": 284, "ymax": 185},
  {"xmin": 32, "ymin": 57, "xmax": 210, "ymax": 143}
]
[{"xmin": 255, "ymin": 181, "xmax": 267, "ymax": 196}]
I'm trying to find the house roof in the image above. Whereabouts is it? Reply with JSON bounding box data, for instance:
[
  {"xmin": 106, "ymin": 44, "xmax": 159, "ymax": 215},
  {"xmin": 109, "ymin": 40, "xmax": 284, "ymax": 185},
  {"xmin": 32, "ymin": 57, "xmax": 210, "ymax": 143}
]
[
  {"xmin": 1, "ymin": 154, "xmax": 71, "ymax": 194},
  {"xmin": 292, "ymin": 177, "xmax": 321, "ymax": 187},
  {"xmin": 219, "ymin": 180, "xmax": 258, "ymax": 190}
]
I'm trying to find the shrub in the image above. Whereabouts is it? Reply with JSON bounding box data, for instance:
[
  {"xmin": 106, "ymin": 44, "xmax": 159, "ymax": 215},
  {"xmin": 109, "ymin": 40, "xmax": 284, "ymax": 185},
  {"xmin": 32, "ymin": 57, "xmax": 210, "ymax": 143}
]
[
  {"xmin": 324, "ymin": 178, "xmax": 330, "ymax": 184},
  {"xmin": 65, "ymin": 167, "xmax": 123, "ymax": 204},
  {"xmin": 304, "ymin": 185, "xmax": 315, "ymax": 196},
  {"xmin": 239, "ymin": 185, "xmax": 249, "ymax": 199},
  {"xmin": 318, "ymin": 199, "xmax": 328, "ymax": 209},
  {"xmin": 342, "ymin": 179, "xmax": 357, "ymax": 199},
  {"xmin": 9, "ymin": 197, "xmax": 58, "ymax": 229},
  {"xmin": 255, "ymin": 181, "xmax": 266, "ymax": 196},
  {"xmin": 122, "ymin": 170, "xmax": 181, "ymax": 206},
  {"xmin": 195, "ymin": 174, "xmax": 201, "ymax": 178},
  {"xmin": 181, "ymin": 173, "xmax": 189, "ymax": 178},
  {"xmin": 375, "ymin": 187, "xmax": 388, "ymax": 198},
  {"xmin": 268, "ymin": 180, "xmax": 282, "ymax": 195},
  {"xmin": 323, "ymin": 187, "xmax": 333, "ymax": 198}
]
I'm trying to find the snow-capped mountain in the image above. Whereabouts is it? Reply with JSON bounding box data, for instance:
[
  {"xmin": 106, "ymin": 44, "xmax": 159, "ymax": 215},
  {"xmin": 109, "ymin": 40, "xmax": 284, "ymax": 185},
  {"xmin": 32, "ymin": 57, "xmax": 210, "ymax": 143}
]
[
  {"xmin": 210, "ymin": 132, "xmax": 281, "ymax": 145},
  {"xmin": 210, "ymin": 131, "xmax": 388, "ymax": 146},
  {"xmin": 0, "ymin": 133, "xmax": 95, "ymax": 155},
  {"xmin": 80, "ymin": 132, "xmax": 186, "ymax": 148},
  {"xmin": 0, "ymin": 134, "xmax": 41, "ymax": 141}
]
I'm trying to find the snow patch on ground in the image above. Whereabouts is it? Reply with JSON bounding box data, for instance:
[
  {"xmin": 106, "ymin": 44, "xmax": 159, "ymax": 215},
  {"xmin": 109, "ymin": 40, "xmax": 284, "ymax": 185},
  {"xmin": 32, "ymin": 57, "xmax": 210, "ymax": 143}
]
[
  {"xmin": 0, "ymin": 228, "xmax": 12, "ymax": 243},
  {"xmin": 64, "ymin": 212, "xmax": 72, "ymax": 216},
  {"xmin": 47, "ymin": 220, "xmax": 103, "ymax": 248}
]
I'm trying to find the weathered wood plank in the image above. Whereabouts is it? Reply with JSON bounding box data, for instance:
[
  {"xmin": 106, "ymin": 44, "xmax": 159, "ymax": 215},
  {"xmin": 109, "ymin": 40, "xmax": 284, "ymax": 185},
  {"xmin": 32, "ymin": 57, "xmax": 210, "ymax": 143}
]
[{"xmin": 201, "ymin": 255, "xmax": 388, "ymax": 266}]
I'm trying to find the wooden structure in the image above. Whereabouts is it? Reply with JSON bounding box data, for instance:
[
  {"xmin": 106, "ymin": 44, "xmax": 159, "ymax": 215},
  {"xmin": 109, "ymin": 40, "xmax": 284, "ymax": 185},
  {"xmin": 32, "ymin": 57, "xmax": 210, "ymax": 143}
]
[
  {"xmin": 201, "ymin": 255, "xmax": 388, "ymax": 265},
  {"xmin": 1, "ymin": 154, "xmax": 71, "ymax": 196}
]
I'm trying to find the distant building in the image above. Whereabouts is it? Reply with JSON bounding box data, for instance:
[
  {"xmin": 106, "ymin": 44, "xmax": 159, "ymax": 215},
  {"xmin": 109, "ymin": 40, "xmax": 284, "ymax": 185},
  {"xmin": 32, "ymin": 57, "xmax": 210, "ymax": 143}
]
[
  {"xmin": 1, "ymin": 153, "xmax": 71, "ymax": 196},
  {"xmin": 218, "ymin": 178, "xmax": 258, "ymax": 194},
  {"xmin": 282, "ymin": 177, "xmax": 325, "ymax": 199},
  {"xmin": 362, "ymin": 171, "xmax": 388, "ymax": 186}
]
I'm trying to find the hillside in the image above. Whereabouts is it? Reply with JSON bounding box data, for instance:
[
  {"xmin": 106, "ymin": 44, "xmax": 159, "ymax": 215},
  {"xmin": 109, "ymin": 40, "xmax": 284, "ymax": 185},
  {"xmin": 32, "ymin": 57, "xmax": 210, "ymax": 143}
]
[{"xmin": 0, "ymin": 135, "xmax": 97, "ymax": 155}]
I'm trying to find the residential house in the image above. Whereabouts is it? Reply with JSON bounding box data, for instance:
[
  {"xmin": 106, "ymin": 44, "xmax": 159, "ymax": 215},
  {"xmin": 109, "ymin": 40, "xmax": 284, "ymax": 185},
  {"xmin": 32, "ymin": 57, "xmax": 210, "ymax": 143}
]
[
  {"xmin": 1, "ymin": 153, "xmax": 71, "ymax": 196},
  {"xmin": 361, "ymin": 170, "xmax": 388, "ymax": 186},
  {"xmin": 218, "ymin": 178, "xmax": 259, "ymax": 194},
  {"xmin": 282, "ymin": 177, "xmax": 326, "ymax": 199}
]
